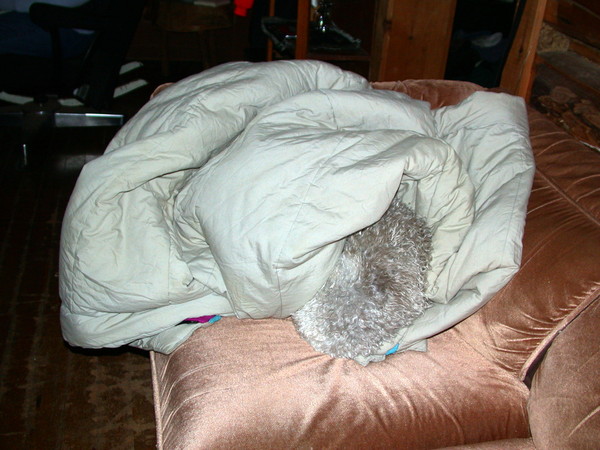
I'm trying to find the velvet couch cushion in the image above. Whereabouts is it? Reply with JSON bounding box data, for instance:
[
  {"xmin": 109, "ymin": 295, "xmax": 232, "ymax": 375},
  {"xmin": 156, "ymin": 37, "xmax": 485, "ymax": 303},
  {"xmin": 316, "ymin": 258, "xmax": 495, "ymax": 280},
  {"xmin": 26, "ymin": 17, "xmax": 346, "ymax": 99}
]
[
  {"xmin": 451, "ymin": 108, "xmax": 600, "ymax": 380},
  {"xmin": 528, "ymin": 299, "xmax": 600, "ymax": 447},
  {"xmin": 151, "ymin": 317, "xmax": 530, "ymax": 449},
  {"xmin": 151, "ymin": 79, "xmax": 600, "ymax": 448},
  {"xmin": 371, "ymin": 79, "xmax": 485, "ymax": 109}
]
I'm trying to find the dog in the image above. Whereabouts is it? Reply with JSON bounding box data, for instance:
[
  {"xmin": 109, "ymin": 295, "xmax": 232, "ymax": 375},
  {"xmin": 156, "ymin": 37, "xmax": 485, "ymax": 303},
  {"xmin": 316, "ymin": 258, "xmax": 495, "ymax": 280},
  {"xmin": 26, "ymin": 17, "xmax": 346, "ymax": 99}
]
[{"xmin": 293, "ymin": 194, "xmax": 433, "ymax": 361}]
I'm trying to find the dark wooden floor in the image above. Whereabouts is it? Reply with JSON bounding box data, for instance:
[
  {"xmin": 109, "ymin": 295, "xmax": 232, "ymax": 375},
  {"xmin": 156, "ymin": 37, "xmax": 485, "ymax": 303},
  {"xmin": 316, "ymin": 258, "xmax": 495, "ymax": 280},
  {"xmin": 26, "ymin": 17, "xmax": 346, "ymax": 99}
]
[{"xmin": 0, "ymin": 64, "xmax": 187, "ymax": 448}]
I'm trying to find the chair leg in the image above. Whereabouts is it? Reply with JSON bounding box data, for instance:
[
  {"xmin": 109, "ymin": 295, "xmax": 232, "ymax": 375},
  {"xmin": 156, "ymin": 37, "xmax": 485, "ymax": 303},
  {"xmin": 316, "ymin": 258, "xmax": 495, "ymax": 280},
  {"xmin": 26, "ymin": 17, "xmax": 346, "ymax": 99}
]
[
  {"xmin": 19, "ymin": 108, "xmax": 54, "ymax": 167},
  {"xmin": 21, "ymin": 143, "xmax": 29, "ymax": 167}
]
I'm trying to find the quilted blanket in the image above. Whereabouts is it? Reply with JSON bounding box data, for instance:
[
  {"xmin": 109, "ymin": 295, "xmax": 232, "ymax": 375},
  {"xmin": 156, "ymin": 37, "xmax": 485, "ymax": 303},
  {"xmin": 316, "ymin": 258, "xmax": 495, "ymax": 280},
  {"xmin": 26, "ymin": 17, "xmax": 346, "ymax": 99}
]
[{"xmin": 59, "ymin": 61, "xmax": 534, "ymax": 363}]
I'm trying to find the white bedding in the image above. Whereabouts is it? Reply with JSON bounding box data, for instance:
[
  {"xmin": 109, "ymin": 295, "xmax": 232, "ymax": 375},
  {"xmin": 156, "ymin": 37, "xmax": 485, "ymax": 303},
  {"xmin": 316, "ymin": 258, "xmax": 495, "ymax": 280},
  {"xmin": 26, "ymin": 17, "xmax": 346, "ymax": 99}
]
[{"xmin": 59, "ymin": 61, "xmax": 534, "ymax": 362}]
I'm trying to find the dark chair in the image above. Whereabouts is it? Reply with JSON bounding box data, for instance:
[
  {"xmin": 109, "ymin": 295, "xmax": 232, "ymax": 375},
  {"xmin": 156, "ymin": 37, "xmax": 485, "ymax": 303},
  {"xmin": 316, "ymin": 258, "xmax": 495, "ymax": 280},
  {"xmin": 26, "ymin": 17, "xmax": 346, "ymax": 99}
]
[{"xmin": 0, "ymin": 0, "xmax": 146, "ymax": 165}]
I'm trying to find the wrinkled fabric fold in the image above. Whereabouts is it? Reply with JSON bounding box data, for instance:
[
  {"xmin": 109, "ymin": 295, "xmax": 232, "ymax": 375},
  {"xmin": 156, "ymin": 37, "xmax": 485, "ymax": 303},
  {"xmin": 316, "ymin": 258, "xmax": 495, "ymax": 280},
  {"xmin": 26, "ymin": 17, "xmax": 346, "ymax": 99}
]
[{"xmin": 60, "ymin": 61, "xmax": 533, "ymax": 360}]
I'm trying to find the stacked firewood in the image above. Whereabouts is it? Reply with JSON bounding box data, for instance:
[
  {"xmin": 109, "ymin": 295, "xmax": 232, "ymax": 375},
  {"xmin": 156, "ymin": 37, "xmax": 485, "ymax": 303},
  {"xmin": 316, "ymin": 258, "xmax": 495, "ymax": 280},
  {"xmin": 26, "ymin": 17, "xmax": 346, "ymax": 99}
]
[{"xmin": 534, "ymin": 85, "xmax": 600, "ymax": 149}]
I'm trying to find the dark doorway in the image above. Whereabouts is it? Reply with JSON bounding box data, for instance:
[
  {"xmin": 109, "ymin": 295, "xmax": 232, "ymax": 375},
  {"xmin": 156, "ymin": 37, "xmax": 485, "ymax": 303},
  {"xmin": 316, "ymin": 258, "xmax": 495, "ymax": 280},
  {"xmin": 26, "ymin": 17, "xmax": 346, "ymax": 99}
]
[{"xmin": 445, "ymin": 0, "xmax": 522, "ymax": 87}]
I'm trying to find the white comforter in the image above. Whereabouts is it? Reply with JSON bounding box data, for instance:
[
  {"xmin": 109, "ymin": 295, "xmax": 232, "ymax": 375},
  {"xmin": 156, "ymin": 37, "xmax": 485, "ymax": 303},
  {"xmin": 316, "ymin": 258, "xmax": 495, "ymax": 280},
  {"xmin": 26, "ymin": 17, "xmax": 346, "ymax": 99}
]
[{"xmin": 59, "ymin": 61, "xmax": 534, "ymax": 362}]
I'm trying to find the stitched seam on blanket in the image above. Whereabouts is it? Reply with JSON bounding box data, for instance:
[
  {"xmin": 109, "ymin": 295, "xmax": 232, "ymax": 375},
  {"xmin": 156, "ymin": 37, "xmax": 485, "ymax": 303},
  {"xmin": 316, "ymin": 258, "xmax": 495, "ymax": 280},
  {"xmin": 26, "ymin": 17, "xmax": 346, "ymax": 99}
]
[
  {"xmin": 436, "ymin": 122, "xmax": 533, "ymax": 262},
  {"xmin": 272, "ymin": 90, "xmax": 341, "ymax": 317},
  {"xmin": 272, "ymin": 139, "xmax": 345, "ymax": 316},
  {"xmin": 499, "ymin": 140, "xmax": 531, "ymax": 262}
]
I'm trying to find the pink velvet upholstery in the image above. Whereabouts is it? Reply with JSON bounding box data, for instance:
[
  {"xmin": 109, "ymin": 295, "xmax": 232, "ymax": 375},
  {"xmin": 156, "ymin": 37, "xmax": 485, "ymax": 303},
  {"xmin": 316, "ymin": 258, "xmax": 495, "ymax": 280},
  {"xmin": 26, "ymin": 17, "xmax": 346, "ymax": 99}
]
[
  {"xmin": 528, "ymin": 298, "xmax": 600, "ymax": 447},
  {"xmin": 150, "ymin": 80, "xmax": 600, "ymax": 449},
  {"xmin": 152, "ymin": 319, "xmax": 529, "ymax": 449},
  {"xmin": 453, "ymin": 108, "xmax": 600, "ymax": 380},
  {"xmin": 371, "ymin": 79, "xmax": 484, "ymax": 109}
]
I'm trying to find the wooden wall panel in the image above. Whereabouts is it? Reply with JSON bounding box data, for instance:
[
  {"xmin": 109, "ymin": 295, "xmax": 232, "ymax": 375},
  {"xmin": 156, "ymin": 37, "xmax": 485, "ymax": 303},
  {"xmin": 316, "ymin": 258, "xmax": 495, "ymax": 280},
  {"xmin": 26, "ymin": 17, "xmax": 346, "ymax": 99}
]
[
  {"xmin": 371, "ymin": 0, "xmax": 456, "ymax": 81},
  {"xmin": 545, "ymin": 0, "xmax": 600, "ymax": 49}
]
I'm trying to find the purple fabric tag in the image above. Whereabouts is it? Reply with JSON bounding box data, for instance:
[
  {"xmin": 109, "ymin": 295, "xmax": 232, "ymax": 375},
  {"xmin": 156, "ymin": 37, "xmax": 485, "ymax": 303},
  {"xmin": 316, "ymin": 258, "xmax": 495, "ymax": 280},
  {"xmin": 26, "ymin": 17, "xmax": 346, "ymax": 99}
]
[
  {"xmin": 183, "ymin": 315, "xmax": 219, "ymax": 324},
  {"xmin": 183, "ymin": 315, "xmax": 221, "ymax": 323}
]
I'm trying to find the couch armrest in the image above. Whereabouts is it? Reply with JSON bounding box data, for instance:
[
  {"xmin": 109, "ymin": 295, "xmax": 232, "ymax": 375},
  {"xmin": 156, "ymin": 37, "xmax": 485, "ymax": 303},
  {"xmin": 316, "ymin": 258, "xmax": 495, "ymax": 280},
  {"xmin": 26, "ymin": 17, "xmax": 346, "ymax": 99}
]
[{"xmin": 528, "ymin": 298, "xmax": 600, "ymax": 448}]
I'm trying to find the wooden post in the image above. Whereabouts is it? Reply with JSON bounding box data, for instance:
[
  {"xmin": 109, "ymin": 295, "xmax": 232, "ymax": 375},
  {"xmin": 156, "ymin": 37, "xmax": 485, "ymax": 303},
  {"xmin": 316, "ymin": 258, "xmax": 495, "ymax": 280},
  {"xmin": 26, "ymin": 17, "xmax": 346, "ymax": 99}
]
[
  {"xmin": 370, "ymin": 0, "xmax": 457, "ymax": 81},
  {"xmin": 295, "ymin": 0, "xmax": 310, "ymax": 59},
  {"xmin": 500, "ymin": 0, "xmax": 548, "ymax": 99}
]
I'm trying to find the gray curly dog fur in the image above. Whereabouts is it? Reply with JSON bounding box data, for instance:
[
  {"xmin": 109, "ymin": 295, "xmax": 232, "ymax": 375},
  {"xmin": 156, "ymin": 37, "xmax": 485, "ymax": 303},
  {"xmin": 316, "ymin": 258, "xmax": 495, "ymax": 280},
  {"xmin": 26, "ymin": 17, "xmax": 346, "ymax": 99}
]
[{"xmin": 293, "ymin": 195, "xmax": 433, "ymax": 360}]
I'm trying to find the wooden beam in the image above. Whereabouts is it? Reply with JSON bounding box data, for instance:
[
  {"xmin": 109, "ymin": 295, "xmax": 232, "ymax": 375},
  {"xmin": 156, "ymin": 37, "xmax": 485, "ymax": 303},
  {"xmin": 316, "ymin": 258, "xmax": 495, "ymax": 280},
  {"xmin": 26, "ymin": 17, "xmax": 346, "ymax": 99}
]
[
  {"xmin": 295, "ymin": 0, "xmax": 310, "ymax": 59},
  {"xmin": 500, "ymin": 0, "xmax": 549, "ymax": 99},
  {"xmin": 266, "ymin": 0, "xmax": 275, "ymax": 61}
]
